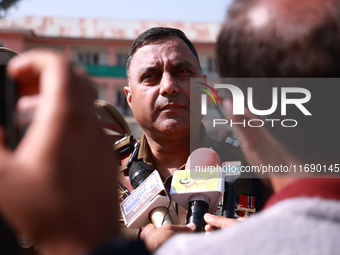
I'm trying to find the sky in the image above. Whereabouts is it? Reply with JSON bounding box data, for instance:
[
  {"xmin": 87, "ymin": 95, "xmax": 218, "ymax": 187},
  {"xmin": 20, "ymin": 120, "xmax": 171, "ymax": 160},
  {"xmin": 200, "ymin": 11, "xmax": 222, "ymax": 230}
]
[{"xmin": 6, "ymin": 0, "xmax": 233, "ymax": 23}]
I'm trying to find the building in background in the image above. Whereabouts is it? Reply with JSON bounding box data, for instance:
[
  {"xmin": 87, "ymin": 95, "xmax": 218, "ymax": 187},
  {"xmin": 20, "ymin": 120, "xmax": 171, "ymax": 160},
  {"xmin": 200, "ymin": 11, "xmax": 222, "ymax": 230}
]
[{"xmin": 0, "ymin": 16, "xmax": 221, "ymax": 137}]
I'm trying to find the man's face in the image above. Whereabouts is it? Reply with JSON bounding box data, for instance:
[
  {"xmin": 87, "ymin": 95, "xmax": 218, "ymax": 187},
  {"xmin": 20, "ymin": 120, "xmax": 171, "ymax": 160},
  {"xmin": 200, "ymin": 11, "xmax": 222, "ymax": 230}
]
[{"xmin": 125, "ymin": 37, "xmax": 203, "ymax": 139}]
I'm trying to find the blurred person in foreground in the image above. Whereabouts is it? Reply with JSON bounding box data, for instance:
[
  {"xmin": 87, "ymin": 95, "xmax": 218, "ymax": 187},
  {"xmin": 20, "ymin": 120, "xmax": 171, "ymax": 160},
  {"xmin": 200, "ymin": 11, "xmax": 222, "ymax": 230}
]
[
  {"xmin": 142, "ymin": 0, "xmax": 340, "ymax": 254},
  {"xmin": 0, "ymin": 50, "xmax": 149, "ymax": 255}
]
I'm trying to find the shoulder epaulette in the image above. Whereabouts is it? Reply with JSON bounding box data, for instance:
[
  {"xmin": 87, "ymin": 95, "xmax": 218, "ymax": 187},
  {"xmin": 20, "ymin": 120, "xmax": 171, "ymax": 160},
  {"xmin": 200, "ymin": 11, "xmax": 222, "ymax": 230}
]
[{"xmin": 114, "ymin": 135, "xmax": 136, "ymax": 155}]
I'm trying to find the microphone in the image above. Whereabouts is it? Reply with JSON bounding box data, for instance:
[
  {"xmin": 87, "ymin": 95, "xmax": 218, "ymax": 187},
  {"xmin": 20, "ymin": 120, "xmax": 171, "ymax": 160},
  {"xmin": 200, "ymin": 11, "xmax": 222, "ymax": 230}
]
[
  {"xmin": 222, "ymin": 161, "xmax": 241, "ymax": 218},
  {"xmin": 130, "ymin": 162, "xmax": 174, "ymax": 227},
  {"xmin": 121, "ymin": 162, "xmax": 179, "ymax": 228},
  {"xmin": 170, "ymin": 148, "xmax": 224, "ymax": 232},
  {"xmin": 129, "ymin": 161, "xmax": 153, "ymax": 189}
]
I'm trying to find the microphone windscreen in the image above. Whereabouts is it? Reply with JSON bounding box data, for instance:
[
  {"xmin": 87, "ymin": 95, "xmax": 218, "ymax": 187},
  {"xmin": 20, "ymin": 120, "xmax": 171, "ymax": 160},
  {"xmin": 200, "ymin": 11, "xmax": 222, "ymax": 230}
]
[
  {"xmin": 171, "ymin": 148, "xmax": 224, "ymax": 213},
  {"xmin": 185, "ymin": 148, "xmax": 221, "ymax": 170},
  {"xmin": 129, "ymin": 161, "xmax": 153, "ymax": 189}
]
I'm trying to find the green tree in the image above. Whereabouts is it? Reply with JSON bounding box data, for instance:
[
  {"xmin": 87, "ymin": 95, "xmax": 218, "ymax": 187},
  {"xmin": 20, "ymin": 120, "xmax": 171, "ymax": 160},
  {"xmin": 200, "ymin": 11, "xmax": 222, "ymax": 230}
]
[{"xmin": 0, "ymin": 0, "xmax": 22, "ymax": 18}]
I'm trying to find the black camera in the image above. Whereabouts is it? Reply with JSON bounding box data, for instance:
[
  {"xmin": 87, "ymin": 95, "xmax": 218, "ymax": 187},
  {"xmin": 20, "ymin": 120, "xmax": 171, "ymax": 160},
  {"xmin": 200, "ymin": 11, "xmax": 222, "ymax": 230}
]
[{"xmin": 0, "ymin": 47, "xmax": 19, "ymax": 150}]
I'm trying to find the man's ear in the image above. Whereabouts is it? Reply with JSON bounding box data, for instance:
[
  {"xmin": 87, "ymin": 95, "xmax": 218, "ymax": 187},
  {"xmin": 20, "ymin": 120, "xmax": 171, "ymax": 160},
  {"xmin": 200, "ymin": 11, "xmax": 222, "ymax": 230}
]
[
  {"xmin": 124, "ymin": 86, "xmax": 133, "ymax": 109},
  {"xmin": 202, "ymin": 74, "xmax": 207, "ymax": 82}
]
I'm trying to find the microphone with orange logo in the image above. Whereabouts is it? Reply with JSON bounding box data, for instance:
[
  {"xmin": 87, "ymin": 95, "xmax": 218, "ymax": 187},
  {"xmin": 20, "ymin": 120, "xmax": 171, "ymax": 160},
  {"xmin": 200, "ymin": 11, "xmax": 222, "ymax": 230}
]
[{"xmin": 170, "ymin": 148, "xmax": 225, "ymax": 232}]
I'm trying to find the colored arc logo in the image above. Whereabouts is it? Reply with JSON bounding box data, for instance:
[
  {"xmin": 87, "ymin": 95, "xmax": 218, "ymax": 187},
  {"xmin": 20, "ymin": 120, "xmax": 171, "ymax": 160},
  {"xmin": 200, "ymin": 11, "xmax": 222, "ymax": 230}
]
[{"xmin": 196, "ymin": 82, "xmax": 222, "ymax": 106}]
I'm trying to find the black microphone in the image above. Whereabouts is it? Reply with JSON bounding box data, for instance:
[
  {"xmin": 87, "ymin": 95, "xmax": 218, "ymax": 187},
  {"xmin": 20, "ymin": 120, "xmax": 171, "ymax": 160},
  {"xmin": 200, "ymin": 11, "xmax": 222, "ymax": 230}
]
[
  {"xmin": 129, "ymin": 161, "xmax": 153, "ymax": 189},
  {"xmin": 222, "ymin": 172, "xmax": 240, "ymax": 218}
]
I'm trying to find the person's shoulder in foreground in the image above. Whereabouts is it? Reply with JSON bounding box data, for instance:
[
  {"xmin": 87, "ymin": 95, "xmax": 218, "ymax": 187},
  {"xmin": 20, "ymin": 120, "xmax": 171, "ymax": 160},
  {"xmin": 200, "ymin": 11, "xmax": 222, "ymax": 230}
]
[{"xmin": 157, "ymin": 178, "xmax": 340, "ymax": 255}]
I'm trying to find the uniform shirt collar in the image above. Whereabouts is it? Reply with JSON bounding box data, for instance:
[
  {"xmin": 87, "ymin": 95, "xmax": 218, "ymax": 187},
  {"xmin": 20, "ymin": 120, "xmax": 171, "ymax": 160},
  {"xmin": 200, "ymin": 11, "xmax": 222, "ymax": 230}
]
[
  {"xmin": 135, "ymin": 124, "xmax": 214, "ymax": 172},
  {"xmin": 138, "ymin": 133, "xmax": 152, "ymax": 164}
]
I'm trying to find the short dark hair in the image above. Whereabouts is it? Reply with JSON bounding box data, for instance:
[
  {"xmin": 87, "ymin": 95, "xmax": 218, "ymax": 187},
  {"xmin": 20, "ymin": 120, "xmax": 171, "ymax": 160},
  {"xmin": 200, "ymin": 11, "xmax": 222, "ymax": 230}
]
[
  {"xmin": 217, "ymin": 0, "xmax": 340, "ymax": 78},
  {"xmin": 217, "ymin": 0, "xmax": 340, "ymax": 162},
  {"xmin": 126, "ymin": 27, "xmax": 200, "ymax": 78}
]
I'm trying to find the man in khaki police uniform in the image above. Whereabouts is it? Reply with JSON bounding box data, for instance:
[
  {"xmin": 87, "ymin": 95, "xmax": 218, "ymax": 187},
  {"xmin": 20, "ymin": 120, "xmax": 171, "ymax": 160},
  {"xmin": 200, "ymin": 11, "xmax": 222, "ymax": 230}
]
[{"xmin": 114, "ymin": 27, "xmax": 272, "ymax": 238}]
